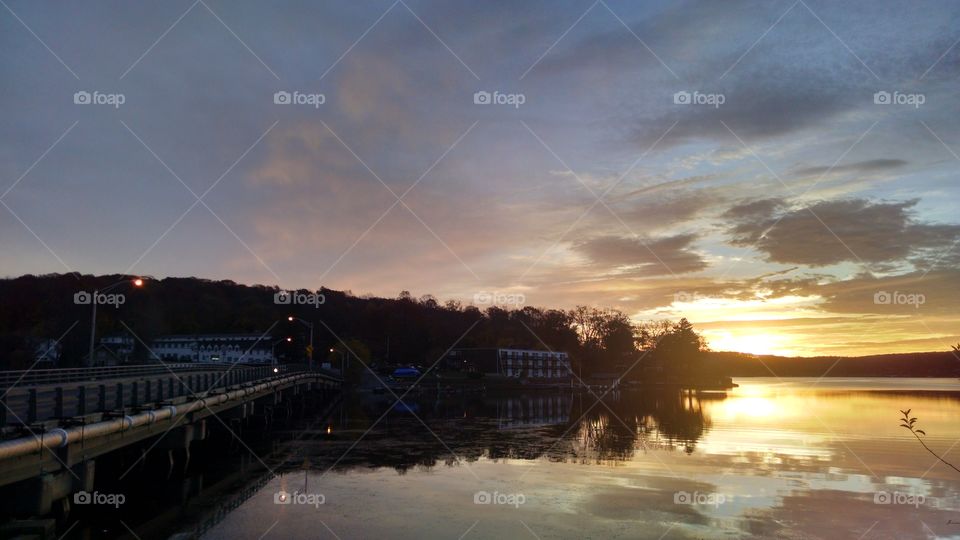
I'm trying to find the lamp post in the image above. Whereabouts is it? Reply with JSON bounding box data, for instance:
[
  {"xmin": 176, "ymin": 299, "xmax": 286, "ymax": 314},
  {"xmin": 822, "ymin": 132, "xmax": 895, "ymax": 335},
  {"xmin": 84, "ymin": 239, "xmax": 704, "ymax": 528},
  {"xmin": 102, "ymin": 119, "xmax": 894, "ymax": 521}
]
[
  {"xmin": 86, "ymin": 277, "xmax": 144, "ymax": 367},
  {"xmin": 287, "ymin": 316, "xmax": 315, "ymax": 370},
  {"xmin": 271, "ymin": 337, "xmax": 293, "ymax": 366},
  {"xmin": 329, "ymin": 347, "xmax": 346, "ymax": 376}
]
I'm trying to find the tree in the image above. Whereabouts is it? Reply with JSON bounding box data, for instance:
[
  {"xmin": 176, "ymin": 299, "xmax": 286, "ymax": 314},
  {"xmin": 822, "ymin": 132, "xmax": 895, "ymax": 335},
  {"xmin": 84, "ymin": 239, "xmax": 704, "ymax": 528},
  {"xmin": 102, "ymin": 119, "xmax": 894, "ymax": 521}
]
[
  {"xmin": 329, "ymin": 339, "xmax": 370, "ymax": 384},
  {"xmin": 639, "ymin": 318, "xmax": 709, "ymax": 382},
  {"xmin": 564, "ymin": 306, "xmax": 639, "ymax": 375}
]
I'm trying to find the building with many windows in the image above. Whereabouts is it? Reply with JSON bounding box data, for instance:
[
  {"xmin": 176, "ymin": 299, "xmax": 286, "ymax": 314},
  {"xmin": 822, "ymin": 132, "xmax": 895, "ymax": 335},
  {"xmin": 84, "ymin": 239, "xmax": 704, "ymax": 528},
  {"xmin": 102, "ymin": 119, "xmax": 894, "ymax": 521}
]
[
  {"xmin": 99, "ymin": 333, "xmax": 278, "ymax": 364},
  {"xmin": 445, "ymin": 348, "xmax": 571, "ymax": 379},
  {"xmin": 150, "ymin": 334, "xmax": 276, "ymax": 364}
]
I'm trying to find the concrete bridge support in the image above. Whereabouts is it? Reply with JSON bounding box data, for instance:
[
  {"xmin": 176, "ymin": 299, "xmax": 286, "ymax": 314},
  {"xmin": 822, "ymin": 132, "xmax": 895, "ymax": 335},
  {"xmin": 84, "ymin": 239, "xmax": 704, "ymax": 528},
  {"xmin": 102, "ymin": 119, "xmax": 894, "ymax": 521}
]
[{"xmin": 0, "ymin": 371, "xmax": 341, "ymax": 538}]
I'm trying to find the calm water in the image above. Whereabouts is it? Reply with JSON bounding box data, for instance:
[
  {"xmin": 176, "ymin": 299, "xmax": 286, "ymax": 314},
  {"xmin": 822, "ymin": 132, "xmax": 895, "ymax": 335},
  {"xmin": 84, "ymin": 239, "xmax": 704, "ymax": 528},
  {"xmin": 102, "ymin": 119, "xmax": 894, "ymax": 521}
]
[{"xmin": 202, "ymin": 378, "xmax": 960, "ymax": 539}]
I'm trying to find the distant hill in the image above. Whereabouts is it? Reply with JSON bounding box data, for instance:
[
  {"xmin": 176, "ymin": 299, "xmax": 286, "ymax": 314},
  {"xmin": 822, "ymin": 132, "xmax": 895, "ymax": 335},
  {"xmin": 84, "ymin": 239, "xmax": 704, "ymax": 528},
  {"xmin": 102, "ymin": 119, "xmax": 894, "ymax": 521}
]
[
  {"xmin": 707, "ymin": 350, "xmax": 960, "ymax": 377},
  {"xmin": 1, "ymin": 273, "xmax": 955, "ymax": 377},
  {"xmin": 0, "ymin": 273, "xmax": 581, "ymax": 369}
]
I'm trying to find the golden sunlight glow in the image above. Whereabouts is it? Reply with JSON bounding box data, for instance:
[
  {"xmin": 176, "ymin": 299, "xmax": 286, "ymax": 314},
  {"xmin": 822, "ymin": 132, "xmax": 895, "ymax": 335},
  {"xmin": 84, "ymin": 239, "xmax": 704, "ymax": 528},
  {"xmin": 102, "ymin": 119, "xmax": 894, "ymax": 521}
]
[
  {"xmin": 634, "ymin": 294, "xmax": 824, "ymax": 356},
  {"xmin": 717, "ymin": 396, "xmax": 778, "ymax": 418},
  {"xmin": 702, "ymin": 329, "xmax": 801, "ymax": 356}
]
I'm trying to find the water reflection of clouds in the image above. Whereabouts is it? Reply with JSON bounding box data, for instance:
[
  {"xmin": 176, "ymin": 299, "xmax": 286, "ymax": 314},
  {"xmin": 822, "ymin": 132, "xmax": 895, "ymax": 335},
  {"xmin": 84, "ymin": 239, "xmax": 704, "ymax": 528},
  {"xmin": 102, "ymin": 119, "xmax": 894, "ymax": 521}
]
[{"xmin": 203, "ymin": 380, "xmax": 960, "ymax": 539}]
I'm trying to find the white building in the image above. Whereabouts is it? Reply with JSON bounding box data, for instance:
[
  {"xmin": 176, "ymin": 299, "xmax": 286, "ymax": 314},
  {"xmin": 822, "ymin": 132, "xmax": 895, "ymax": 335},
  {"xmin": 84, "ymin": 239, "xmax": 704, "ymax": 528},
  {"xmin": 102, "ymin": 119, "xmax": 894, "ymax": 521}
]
[
  {"xmin": 447, "ymin": 348, "xmax": 571, "ymax": 379},
  {"xmin": 498, "ymin": 349, "xmax": 570, "ymax": 378},
  {"xmin": 150, "ymin": 334, "xmax": 276, "ymax": 364}
]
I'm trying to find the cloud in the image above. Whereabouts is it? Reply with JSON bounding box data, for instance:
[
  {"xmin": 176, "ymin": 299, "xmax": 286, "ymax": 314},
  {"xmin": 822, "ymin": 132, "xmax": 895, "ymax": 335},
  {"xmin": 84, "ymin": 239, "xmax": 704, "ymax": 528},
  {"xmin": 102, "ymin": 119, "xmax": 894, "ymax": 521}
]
[
  {"xmin": 615, "ymin": 190, "xmax": 719, "ymax": 232},
  {"xmin": 724, "ymin": 198, "xmax": 960, "ymax": 266},
  {"xmin": 792, "ymin": 159, "xmax": 908, "ymax": 177},
  {"xmin": 722, "ymin": 198, "xmax": 786, "ymax": 221},
  {"xmin": 574, "ymin": 233, "xmax": 707, "ymax": 276}
]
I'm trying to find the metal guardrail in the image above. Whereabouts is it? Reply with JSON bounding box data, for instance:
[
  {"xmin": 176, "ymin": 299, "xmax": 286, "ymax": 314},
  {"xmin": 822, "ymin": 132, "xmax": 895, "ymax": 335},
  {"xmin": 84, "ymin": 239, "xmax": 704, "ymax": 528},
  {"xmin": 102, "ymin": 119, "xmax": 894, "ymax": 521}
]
[
  {"xmin": 0, "ymin": 363, "xmax": 281, "ymax": 388},
  {"xmin": 0, "ymin": 363, "xmax": 331, "ymax": 428}
]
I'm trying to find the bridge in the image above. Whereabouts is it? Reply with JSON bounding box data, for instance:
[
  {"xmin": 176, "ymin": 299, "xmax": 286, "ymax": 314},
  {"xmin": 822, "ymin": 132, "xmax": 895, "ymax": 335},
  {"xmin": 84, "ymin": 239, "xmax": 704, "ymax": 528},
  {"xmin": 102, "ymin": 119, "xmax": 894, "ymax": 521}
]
[{"xmin": 0, "ymin": 363, "xmax": 341, "ymax": 533}]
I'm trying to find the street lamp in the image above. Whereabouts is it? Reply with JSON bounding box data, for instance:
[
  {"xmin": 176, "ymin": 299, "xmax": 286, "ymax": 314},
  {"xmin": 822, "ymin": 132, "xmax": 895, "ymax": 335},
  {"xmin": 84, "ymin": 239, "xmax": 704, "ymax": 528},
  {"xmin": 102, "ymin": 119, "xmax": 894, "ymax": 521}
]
[
  {"xmin": 87, "ymin": 277, "xmax": 145, "ymax": 367},
  {"xmin": 287, "ymin": 316, "xmax": 315, "ymax": 370},
  {"xmin": 271, "ymin": 337, "xmax": 293, "ymax": 366},
  {"xmin": 329, "ymin": 347, "xmax": 347, "ymax": 376}
]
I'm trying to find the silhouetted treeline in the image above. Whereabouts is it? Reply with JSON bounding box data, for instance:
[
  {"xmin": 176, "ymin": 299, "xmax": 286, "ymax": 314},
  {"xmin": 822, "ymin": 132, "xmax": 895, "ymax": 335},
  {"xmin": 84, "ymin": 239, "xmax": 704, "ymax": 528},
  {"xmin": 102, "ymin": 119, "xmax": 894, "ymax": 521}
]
[
  {"xmin": 268, "ymin": 390, "xmax": 713, "ymax": 474},
  {"xmin": 708, "ymin": 351, "xmax": 960, "ymax": 377},
  {"xmin": 0, "ymin": 273, "xmax": 707, "ymax": 377}
]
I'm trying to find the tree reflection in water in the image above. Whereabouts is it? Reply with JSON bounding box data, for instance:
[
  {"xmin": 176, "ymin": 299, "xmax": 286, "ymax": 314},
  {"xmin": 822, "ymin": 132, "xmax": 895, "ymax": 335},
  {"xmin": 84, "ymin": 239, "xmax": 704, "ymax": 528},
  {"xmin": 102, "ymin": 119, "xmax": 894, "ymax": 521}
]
[{"xmin": 269, "ymin": 389, "xmax": 718, "ymax": 474}]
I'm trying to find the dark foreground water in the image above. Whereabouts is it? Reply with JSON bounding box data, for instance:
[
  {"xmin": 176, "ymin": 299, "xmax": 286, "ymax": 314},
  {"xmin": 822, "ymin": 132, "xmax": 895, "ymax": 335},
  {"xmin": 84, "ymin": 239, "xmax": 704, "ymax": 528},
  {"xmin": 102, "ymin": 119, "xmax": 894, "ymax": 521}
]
[{"xmin": 200, "ymin": 378, "xmax": 960, "ymax": 540}]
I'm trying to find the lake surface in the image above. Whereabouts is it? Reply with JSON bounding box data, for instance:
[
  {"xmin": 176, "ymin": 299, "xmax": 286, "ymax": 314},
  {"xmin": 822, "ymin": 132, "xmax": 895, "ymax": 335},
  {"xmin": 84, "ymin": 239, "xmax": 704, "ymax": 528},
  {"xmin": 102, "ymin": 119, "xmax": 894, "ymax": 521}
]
[{"xmin": 202, "ymin": 378, "xmax": 960, "ymax": 539}]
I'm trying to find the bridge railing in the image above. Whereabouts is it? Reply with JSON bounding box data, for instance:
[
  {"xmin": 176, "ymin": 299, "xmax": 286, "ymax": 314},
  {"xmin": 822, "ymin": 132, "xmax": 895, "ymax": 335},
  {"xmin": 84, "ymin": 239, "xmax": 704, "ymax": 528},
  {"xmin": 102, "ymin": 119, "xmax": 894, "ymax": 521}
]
[
  {"xmin": 0, "ymin": 363, "xmax": 334, "ymax": 428},
  {"xmin": 0, "ymin": 362, "xmax": 295, "ymax": 389}
]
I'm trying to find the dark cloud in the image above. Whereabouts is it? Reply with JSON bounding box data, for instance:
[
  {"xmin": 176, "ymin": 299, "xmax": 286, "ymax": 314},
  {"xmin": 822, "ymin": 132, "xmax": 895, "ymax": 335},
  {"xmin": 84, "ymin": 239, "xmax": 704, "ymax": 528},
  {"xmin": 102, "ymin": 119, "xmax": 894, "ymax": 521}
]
[
  {"xmin": 575, "ymin": 233, "xmax": 707, "ymax": 276},
  {"xmin": 722, "ymin": 198, "xmax": 786, "ymax": 221},
  {"xmin": 792, "ymin": 159, "xmax": 908, "ymax": 177},
  {"xmin": 724, "ymin": 198, "xmax": 960, "ymax": 266},
  {"xmin": 613, "ymin": 190, "xmax": 719, "ymax": 231}
]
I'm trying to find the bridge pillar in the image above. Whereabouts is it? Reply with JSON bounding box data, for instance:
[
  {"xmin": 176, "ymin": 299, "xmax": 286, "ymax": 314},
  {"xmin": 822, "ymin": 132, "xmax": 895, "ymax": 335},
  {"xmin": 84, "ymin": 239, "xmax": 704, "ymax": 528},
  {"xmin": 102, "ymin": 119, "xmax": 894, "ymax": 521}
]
[
  {"xmin": 7, "ymin": 460, "xmax": 94, "ymax": 517},
  {"xmin": 154, "ymin": 420, "xmax": 207, "ymax": 476},
  {"xmin": 157, "ymin": 420, "xmax": 207, "ymax": 451}
]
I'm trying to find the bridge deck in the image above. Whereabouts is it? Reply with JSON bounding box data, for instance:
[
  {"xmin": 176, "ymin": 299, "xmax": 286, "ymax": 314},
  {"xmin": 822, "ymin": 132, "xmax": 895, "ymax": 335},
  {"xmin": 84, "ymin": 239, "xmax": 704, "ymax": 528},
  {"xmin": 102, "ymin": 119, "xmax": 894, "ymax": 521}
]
[{"xmin": 0, "ymin": 365, "xmax": 340, "ymax": 488}]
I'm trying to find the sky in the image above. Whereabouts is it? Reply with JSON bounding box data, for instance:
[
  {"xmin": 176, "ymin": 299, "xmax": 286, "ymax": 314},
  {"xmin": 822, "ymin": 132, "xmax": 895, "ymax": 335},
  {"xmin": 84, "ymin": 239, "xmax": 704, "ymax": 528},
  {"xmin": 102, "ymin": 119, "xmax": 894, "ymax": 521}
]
[{"xmin": 1, "ymin": 0, "xmax": 959, "ymax": 357}]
